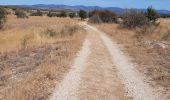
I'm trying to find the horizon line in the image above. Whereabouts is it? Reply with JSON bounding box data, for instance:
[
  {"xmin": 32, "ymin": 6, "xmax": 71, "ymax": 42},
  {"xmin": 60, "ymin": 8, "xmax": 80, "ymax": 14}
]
[{"xmin": 1, "ymin": 4, "xmax": 170, "ymax": 11}]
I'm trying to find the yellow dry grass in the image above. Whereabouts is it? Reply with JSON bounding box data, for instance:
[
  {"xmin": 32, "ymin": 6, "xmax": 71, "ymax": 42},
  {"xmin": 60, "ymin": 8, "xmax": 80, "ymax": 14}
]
[
  {"xmin": 0, "ymin": 15, "xmax": 81, "ymax": 53},
  {"xmin": 0, "ymin": 15, "xmax": 86, "ymax": 100},
  {"xmin": 96, "ymin": 19, "xmax": 170, "ymax": 98}
]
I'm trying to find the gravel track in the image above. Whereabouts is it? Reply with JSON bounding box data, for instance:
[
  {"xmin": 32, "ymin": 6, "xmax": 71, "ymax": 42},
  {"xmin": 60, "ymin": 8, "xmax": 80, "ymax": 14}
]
[
  {"xmin": 50, "ymin": 39, "xmax": 91, "ymax": 100},
  {"xmin": 50, "ymin": 23, "xmax": 163, "ymax": 100}
]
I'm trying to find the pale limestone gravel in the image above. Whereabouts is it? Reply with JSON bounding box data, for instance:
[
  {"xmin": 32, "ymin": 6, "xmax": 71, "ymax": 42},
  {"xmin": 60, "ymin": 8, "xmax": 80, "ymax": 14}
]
[
  {"xmin": 50, "ymin": 23, "xmax": 164, "ymax": 100},
  {"xmin": 77, "ymin": 25, "xmax": 128, "ymax": 100},
  {"xmin": 85, "ymin": 24, "xmax": 163, "ymax": 100},
  {"xmin": 50, "ymin": 39, "xmax": 91, "ymax": 100}
]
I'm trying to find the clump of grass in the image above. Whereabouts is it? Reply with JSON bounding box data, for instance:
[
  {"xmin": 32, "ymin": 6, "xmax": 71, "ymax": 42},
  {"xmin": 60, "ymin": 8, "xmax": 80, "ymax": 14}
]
[
  {"xmin": 21, "ymin": 34, "xmax": 34, "ymax": 49},
  {"xmin": 60, "ymin": 25, "xmax": 79, "ymax": 37},
  {"xmin": 42, "ymin": 25, "xmax": 80, "ymax": 38},
  {"xmin": 43, "ymin": 29, "xmax": 57, "ymax": 37},
  {"xmin": 162, "ymin": 30, "xmax": 170, "ymax": 41}
]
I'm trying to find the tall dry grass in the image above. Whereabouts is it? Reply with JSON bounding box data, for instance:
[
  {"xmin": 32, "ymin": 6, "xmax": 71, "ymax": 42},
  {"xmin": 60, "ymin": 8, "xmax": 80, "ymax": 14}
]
[
  {"xmin": 0, "ymin": 15, "xmax": 81, "ymax": 53},
  {"xmin": 96, "ymin": 18, "xmax": 170, "ymax": 99},
  {"xmin": 0, "ymin": 15, "xmax": 86, "ymax": 100},
  {"xmin": 135, "ymin": 18, "xmax": 170, "ymax": 41}
]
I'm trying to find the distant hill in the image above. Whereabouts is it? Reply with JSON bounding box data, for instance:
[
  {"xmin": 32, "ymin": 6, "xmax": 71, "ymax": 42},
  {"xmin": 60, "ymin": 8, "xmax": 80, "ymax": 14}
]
[{"xmin": 3, "ymin": 4, "xmax": 170, "ymax": 15}]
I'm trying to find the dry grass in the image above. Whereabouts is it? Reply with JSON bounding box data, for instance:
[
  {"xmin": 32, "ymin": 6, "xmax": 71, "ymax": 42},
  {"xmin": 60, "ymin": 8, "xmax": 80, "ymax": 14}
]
[
  {"xmin": 0, "ymin": 15, "xmax": 86, "ymax": 99},
  {"xmin": 0, "ymin": 15, "xmax": 81, "ymax": 53},
  {"xmin": 135, "ymin": 18, "xmax": 170, "ymax": 41},
  {"xmin": 96, "ymin": 19, "xmax": 170, "ymax": 99}
]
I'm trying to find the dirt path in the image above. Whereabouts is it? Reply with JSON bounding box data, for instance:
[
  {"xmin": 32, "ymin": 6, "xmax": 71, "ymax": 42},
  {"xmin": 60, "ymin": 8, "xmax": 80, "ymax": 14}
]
[
  {"xmin": 50, "ymin": 23, "xmax": 163, "ymax": 100},
  {"xmin": 77, "ymin": 24, "xmax": 127, "ymax": 100},
  {"xmin": 50, "ymin": 39, "xmax": 91, "ymax": 100}
]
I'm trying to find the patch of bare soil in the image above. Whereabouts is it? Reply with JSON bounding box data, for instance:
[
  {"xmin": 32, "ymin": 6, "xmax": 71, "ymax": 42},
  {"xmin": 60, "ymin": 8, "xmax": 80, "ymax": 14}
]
[
  {"xmin": 97, "ymin": 24, "xmax": 170, "ymax": 99},
  {"xmin": 0, "ymin": 36, "xmax": 85, "ymax": 99}
]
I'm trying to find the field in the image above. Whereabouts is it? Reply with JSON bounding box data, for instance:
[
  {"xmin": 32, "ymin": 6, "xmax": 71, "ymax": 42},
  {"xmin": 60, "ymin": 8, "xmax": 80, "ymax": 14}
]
[
  {"xmin": 0, "ymin": 15, "xmax": 86, "ymax": 99},
  {"xmin": 0, "ymin": 7, "xmax": 170, "ymax": 100},
  {"xmin": 96, "ymin": 18, "xmax": 170, "ymax": 98}
]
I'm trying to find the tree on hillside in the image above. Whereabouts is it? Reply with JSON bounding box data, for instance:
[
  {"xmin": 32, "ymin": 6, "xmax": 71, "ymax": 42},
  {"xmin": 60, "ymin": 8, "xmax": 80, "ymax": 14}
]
[
  {"xmin": 146, "ymin": 7, "xmax": 159, "ymax": 23},
  {"xmin": 0, "ymin": 7, "xmax": 6, "ymax": 29},
  {"xmin": 79, "ymin": 10, "xmax": 87, "ymax": 20}
]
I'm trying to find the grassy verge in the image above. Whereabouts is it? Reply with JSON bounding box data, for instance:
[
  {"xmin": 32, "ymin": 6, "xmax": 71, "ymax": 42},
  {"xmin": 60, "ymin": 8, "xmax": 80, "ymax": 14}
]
[
  {"xmin": 0, "ymin": 15, "xmax": 86, "ymax": 99},
  {"xmin": 96, "ymin": 19, "xmax": 170, "ymax": 98}
]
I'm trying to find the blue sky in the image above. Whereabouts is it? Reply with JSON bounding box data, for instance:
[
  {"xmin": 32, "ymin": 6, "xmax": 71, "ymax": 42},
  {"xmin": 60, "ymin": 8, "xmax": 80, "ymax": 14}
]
[{"xmin": 0, "ymin": 0, "xmax": 169, "ymax": 10}]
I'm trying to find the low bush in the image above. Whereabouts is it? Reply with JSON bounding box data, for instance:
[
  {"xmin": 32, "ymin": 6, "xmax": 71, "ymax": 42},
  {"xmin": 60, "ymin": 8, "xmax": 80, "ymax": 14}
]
[
  {"xmin": 15, "ymin": 10, "xmax": 28, "ymax": 18},
  {"xmin": 89, "ymin": 10, "xmax": 117, "ymax": 23},
  {"xmin": 47, "ymin": 11, "xmax": 67, "ymax": 17},
  {"xmin": 79, "ymin": 10, "xmax": 87, "ymax": 20},
  {"xmin": 47, "ymin": 12, "xmax": 57, "ymax": 17},
  {"xmin": 0, "ymin": 7, "xmax": 6, "ymax": 29},
  {"xmin": 60, "ymin": 11, "xmax": 67, "ymax": 17},
  {"xmin": 69, "ymin": 13, "xmax": 76, "ymax": 18},
  {"xmin": 89, "ymin": 14, "xmax": 102, "ymax": 23},
  {"xmin": 121, "ymin": 10, "xmax": 148, "ymax": 28},
  {"xmin": 30, "ymin": 10, "xmax": 43, "ymax": 16}
]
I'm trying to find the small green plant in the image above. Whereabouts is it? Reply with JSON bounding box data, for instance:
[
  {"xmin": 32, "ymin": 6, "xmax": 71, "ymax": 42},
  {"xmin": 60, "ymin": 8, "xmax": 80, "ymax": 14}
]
[
  {"xmin": 146, "ymin": 7, "xmax": 160, "ymax": 23},
  {"xmin": 0, "ymin": 7, "xmax": 6, "ymax": 29},
  {"xmin": 79, "ymin": 10, "xmax": 87, "ymax": 20}
]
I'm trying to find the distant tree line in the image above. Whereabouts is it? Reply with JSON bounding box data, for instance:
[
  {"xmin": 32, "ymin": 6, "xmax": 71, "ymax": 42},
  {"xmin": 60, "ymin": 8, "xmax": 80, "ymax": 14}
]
[{"xmin": 0, "ymin": 6, "xmax": 165, "ymax": 30}]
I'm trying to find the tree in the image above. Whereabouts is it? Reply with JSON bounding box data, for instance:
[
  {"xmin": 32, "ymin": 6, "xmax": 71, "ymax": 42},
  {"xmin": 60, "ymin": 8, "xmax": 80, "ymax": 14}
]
[
  {"xmin": 47, "ymin": 11, "xmax": 53, "ymax": 17},
  {"xmin": 69, "ymin": 13, "xmax": 76, "ymax": 18},
  {"xmin": 60, "ymin": 11, "xmax": 67, "ymax": 17},
  {"xmin": 146, "ymin": 7, "xmax": 159, "ymax": 23},
  {"xmin": 0, "ymin": 7, "xmax": 6, "ymax": 29},
  {"xmin": 79, "ymin": 10, "xmax": 87, "ymax": 20}
]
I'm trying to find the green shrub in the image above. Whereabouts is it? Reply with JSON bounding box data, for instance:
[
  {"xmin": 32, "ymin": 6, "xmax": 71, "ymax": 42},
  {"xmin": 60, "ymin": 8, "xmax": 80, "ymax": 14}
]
[
  {"xmin": 79, "ymin": 10, "xmax": 87, "ymax": 20},
  {"xmin": 69, "ymin": 13, "xmax": 76, "ymax": 18},
  {"xmin": 146, "ymin": 7, "xmax": 160, "ymax": 23},
  {"xmin": 0, "ymin": 7, "xmax": 6, "ymax": 29}
]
